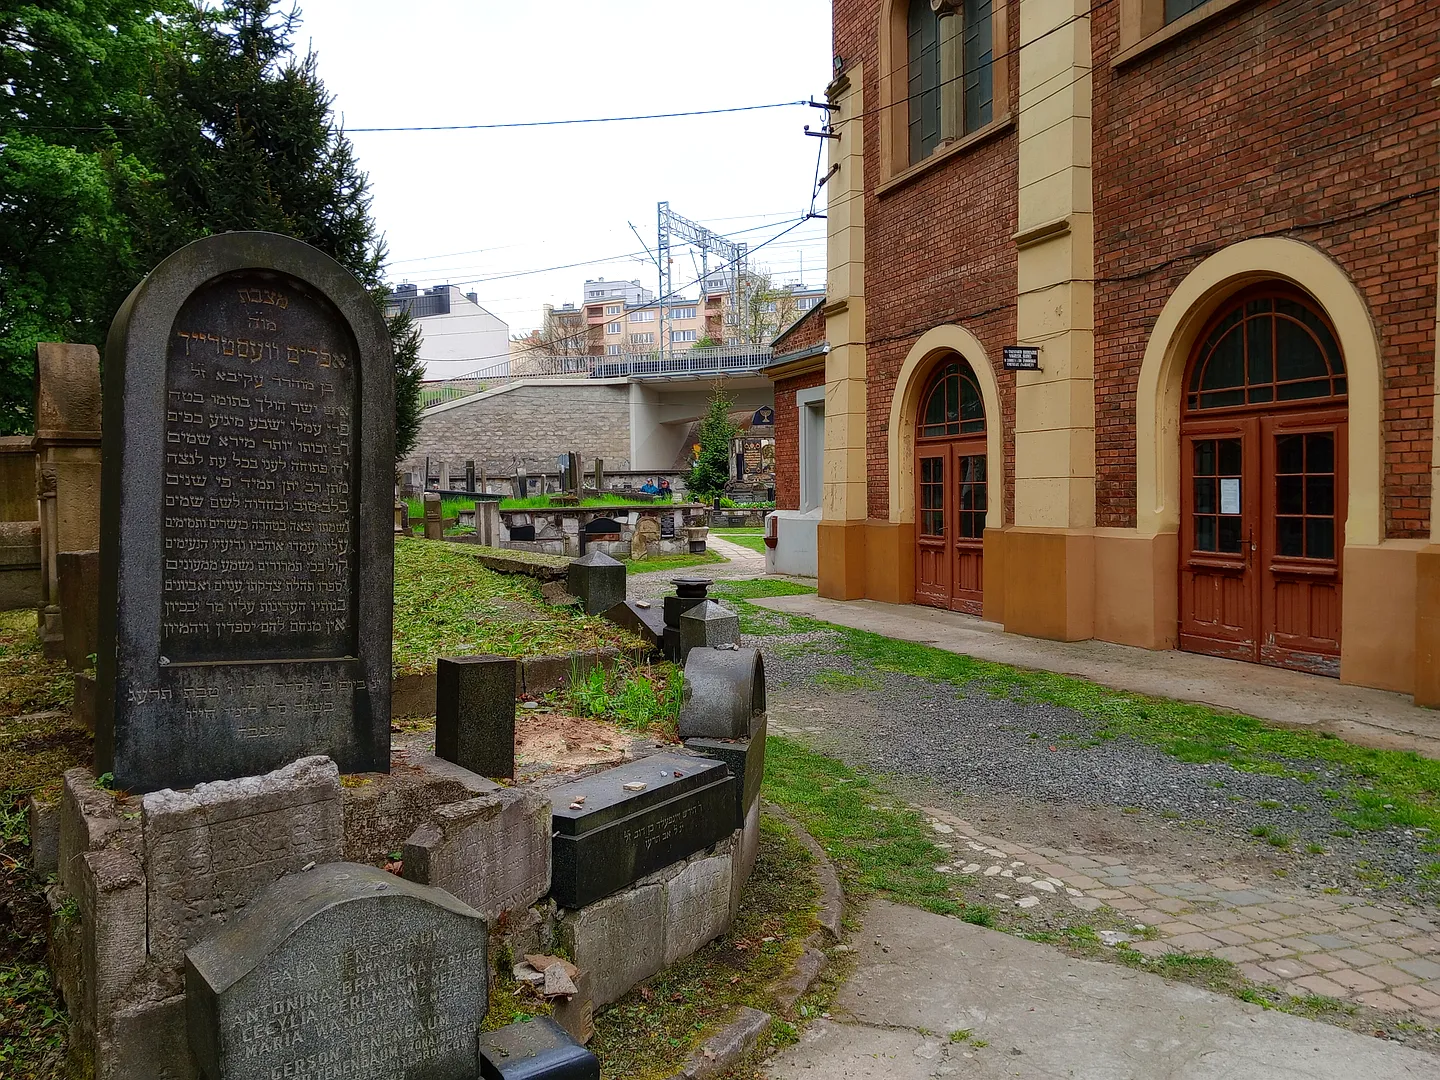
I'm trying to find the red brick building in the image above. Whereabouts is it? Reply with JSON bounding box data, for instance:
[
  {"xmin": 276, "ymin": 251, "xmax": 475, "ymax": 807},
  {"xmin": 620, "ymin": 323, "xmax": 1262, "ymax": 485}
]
[{"xmin": 811, "ymin": 0, "xmax": 1440, "ymax": 698}]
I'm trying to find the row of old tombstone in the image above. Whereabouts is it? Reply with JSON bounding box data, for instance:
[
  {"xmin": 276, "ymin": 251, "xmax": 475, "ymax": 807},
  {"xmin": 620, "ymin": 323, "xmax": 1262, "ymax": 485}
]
[{"xmin": 45, "ymin": 230, "xmax": 768, "ymax": 1080}]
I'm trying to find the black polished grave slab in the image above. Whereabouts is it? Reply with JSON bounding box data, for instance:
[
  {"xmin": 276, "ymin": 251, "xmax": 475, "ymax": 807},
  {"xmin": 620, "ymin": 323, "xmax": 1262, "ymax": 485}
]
[
  {"xmin": 436, "ymin": 655, "xmax": 518, "ymax": 779},
  {"xmin": 96, "ymin": 232, "xmax": 394, "ymax": 793},
  {"xmin": 478, "ymin": 1016, "xmax": 599, "ymax": 1080},
  {"xmin": 186, "ymin": 862, "xmax": 487, "ymax": 1080},
  {"xmin": 685, "ymin": 713, "xmax": 767, "ymax": 829},
  {"xmin": 550, "ymin": 753, "xmax": 735, "ymax": 909}
]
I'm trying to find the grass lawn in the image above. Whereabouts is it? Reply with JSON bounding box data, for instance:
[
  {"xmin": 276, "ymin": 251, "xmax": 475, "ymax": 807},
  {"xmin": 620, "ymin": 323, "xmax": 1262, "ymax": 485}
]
[
  {"xmin": 393, "ymin": 538, "xmax": 643, "ymax": 675},
  {"xmin": 587, "ymin": 816, "xmax": 821, "ymax": 1079},
  {"xmin": 624, "ymin": 550, "xmax": 727, "ymax": 576},
  {"xmin": 0, "ymin": 610, "xmax": 81, "ymax": 1079},
  {"xmin": 711, "ymin": 576, "xmax": 1440, "ymax": 881},
  {"xmin": 500, "ymin": 494, "xmax": 676, "ymax": 510}
]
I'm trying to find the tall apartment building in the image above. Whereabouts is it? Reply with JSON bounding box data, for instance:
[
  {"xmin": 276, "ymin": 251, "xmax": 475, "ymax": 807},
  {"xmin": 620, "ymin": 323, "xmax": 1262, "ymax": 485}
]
[{"xmin": 583, "ymin": 280, "xmax": 826, "ymax": 357}]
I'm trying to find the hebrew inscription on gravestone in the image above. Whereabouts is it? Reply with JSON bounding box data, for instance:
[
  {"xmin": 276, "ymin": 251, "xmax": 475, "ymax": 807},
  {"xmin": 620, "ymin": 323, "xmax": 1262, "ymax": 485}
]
[{"xmin": 97, "ymin": 232, "xmax": 394, "ymax": 793}]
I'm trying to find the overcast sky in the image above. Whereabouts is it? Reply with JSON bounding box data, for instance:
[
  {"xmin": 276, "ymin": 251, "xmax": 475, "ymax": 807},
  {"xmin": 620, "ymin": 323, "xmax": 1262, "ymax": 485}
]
[{"xmin": 297, "ymin": 1, "xmax": 833, "ymax": 364}]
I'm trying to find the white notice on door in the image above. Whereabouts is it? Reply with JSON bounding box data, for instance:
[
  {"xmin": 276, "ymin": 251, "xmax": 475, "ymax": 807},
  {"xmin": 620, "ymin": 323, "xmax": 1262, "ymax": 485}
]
[{"xmin": 1220, "ymin": 478, "xmax": 1241, "ymax": 516}]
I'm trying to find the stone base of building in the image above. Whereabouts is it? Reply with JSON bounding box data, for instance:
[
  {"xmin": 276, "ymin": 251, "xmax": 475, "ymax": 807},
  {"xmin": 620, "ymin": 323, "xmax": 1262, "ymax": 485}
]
[{"xmin": 816, "ymin": 520, "xmax": 1438, "ymax": 702}]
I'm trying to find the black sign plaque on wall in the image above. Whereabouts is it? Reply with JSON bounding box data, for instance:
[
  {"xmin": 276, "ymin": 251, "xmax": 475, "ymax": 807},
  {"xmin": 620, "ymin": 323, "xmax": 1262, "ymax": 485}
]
[{"xmin": 1002, "ymin": 346, "xmax": 1041, "ymax": 371}]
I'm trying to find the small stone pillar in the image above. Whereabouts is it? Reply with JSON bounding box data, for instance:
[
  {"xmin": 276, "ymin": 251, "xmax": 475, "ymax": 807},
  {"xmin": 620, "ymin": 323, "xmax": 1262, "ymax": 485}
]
[
  {"xmin": 436, "ymin": 655, "xmax": 518, "ymax": 779},
  {"xmin": 686, "ymin": 525, "xmax": 709, "ymax": 554},
  {"xmin": 56, "ymin": 549, "xmax": 99, "ymax": 670},
  {"xmin": 594, "ymin": 457, "xmax": 605, "ymax": 493},
  {"xmin": 678, "ymin": 600, "xmax": 740, "ymax": 661},
  {"xmin": 476, "ymin": 499, "xmax": 501, "ymax": 547},
  {"xmin": 33, "ymin": 343, "xmax": 103, "ymax": 657},
  {"xmin": 423, "ymin": 491, "xmax": 443, "ymax": 540},
  {"xmin": 662, "ymin": 577, "xmax": 713, "ymax": 662},
  {"xmin": 567, "ymin": 550, "xmax": 625, "ymax": 616},
  {"xmin": 394, "ymin": 501, "xmax": 407, "ymax": 535}
]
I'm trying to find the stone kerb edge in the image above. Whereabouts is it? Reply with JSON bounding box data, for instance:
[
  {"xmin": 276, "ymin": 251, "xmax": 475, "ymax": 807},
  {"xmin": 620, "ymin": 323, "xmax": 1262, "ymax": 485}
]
[{"xmin": 660, "ymin": 808, "xmax": 845, "ymax": 1080}]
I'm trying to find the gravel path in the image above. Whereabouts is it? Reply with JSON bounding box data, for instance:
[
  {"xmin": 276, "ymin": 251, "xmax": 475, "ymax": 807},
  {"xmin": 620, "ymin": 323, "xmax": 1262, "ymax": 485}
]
[{"xmin": 761, "ymin": 629, "xmax": 1440, "ymax": 908}]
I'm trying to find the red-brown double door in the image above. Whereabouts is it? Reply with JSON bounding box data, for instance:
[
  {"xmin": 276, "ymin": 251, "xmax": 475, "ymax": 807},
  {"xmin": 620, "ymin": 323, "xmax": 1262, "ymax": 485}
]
[
  {"xmin": 1180, "ymin": 410, "xmax": 1346, "ymax": 676},
  {"xmin": 915, "ymin": 439, "xmax": 986, "ymax": 615}
]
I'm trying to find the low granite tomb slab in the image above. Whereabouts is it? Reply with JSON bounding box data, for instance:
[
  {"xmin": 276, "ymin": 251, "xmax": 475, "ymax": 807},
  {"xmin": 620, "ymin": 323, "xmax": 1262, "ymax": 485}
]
[
  {"xmin": 549, "ymin": 753, "xmax": 734, "ymax": 909},
  {"xmin": 477, "ymin": 1016, "xmax": 599, "ymax": 1080},
  {"xmin": 684, "ymin": 713, "xmax": 767, "ymax": 830},
  {"xmin": 185, "ymin": 862, "xmax": 487, "ymax": 1080}
]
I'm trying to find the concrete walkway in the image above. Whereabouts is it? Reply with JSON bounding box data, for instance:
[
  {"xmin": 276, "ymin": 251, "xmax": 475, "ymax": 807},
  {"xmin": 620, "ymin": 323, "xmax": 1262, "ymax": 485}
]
[
  {"xmin": 627, "ymin": 533, "xmax": 768, "ymax": 600},
  {"xmin": 766, "ymin": 900, "xmax": 1440, "ymax": 1079},
  {"xmin": 753, "ymin": 594, "xmax": 1440, "ymax": 756}
]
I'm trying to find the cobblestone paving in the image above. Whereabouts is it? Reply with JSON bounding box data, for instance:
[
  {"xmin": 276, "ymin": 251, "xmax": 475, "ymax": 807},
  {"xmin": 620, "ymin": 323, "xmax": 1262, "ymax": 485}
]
[{"xmin": 920, "ymin": 803, "xmax": 1440, "ymax": 1017}]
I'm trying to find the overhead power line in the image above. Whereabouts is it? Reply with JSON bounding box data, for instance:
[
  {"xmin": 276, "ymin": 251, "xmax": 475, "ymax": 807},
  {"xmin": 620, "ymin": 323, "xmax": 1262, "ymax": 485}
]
[{"xmin": 350, "ymin": 101, "xmax": 808, "ymax": 133}]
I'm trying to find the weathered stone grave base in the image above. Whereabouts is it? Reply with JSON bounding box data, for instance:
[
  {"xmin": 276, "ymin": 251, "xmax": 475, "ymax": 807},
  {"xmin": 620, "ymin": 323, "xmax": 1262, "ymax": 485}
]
[
  {"xmin": 491, "ymin": 808, "xmax": 761, "ymax": 1011},
  {"xmin": 47, "ymin": 757, "xmax": 345, "ymax": 1080},
  {"xmin": 44, "ymin": 736, "xmax": 763, "ymax": 1075}
]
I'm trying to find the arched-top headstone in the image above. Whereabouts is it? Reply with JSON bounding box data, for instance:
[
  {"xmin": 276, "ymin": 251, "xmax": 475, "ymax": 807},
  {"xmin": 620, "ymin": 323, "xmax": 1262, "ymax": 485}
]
[
  {"xmin": 96, "ymin": 232, "xmax": 395, "ymax": 793},
  {"xmin": 186, "ymin": 862, "xmax": 488, "ymax": 1080},
  {"xmin": 678, "ymin": 646, "xmax": 765, "ymax": 740}
]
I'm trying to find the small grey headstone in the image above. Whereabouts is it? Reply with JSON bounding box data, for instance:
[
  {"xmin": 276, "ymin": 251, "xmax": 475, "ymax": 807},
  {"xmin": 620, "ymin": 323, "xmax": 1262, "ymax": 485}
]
[
  {"xmin": 677, "ymin": 600, "xmax": 740, "ymax": 661},
  {"xmin": 567, "ymin": 549, "xmax": 625, "ymax": 616},
  {"xmin": 186, "ymin": 862, "xmax": 488, "ymax": 1080},
  {"xmin": 436, "ymin": 655, "xmax": 517, "ymax": 779},
  {"xmin": 424, "ymin": 491, "xmax": 444, "ymax": 540},
  {"xmin": 678, "ymin": 647, "xmax": 766, "ymax": 740}
]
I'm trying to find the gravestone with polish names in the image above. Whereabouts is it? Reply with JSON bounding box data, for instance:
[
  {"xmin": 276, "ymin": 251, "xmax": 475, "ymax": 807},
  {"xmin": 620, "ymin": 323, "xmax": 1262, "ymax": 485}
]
[
  {"xmin": 96, "ymin": 232, "xmax": 395, "ymax": 794},
  {"xmin": 185, "ymin": 862, "xmax": 488, "ymax": 1080}
]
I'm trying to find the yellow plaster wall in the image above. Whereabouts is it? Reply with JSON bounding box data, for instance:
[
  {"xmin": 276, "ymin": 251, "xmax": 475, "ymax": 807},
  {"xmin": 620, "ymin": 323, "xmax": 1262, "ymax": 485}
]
[
  {"xmin": 1013, "ymin": 0, "xmax": 1095, "ymax": 541},
  {"xmin": 1093, "ymin": 528, "xmax": 1178, "ymax": 649},
  {"xmin": 1338, "ymin": 541, "xmax": 1421, "ymax": 695},
  {"xmin": 823, "ymin": 65, "xmax": 868, "ymax": 528},
  {"xmin": 864, "ymin": 520, "xmax": 915, "ymax": 605}
]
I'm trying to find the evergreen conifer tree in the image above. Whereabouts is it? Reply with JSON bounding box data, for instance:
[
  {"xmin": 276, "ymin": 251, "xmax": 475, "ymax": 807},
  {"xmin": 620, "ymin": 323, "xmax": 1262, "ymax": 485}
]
[
  {"xmin": 0, "ymin": 0, "xmax": 422, "ymax": 453},
  {"xmin": 687, "ymin": 389, "xmax": 737, "ymax": 500}
]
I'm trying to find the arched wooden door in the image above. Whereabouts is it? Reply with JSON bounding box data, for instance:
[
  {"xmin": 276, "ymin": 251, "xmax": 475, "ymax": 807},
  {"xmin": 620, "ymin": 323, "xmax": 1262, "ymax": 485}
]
[
  {"xmin": 1179, "ymin": 289, "xmax": 1348, "ymax": 676},
  {"xmin": 915, "ymin": 358, "xmax": 987, "ymax": 614}
]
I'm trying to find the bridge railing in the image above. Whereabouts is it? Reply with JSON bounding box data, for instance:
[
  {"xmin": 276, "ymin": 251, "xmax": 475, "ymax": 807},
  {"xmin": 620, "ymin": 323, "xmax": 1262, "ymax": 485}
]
[{"xmin": 420, "ymin": 346, "xmax": 776, "ymax": 409}]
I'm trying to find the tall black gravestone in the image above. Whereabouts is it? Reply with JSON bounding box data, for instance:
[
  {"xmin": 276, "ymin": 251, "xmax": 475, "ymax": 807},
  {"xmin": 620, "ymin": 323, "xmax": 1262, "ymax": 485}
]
[{"xmin": 96, "ymin": 232, "xmax": 394, "ymax": 793}]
